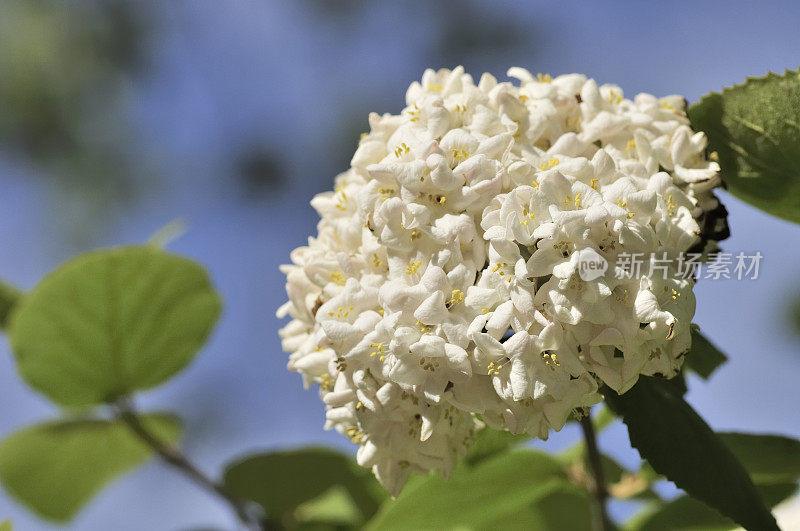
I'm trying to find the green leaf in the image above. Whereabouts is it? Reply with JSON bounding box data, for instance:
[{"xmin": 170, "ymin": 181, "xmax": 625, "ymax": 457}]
[
  {"xmin": 687, "ymin": 69, "xmax": 800, "ymax": 224},
  {"xmin": 632, "ymin": 483, "xmax": 797, "ymax": 531},
  {"xmin": 593, "ymin": 405, "xmax": 617, "ymax": 432},
  {"xmin": 558, "ymin": 443, "xmax": 658, "ymax": 502},
  {"xmin": 8, "ymin": 246, "xmax": 222, "ymax": 406},
  {"xmin": 294, "ymin": 485, "xmax": 363, "ymax": 527},
  {"xmin": 0, "ymin": 521, "xmax": 11, "ymax": 531},
  {"xmin": 604, "ymin": 376, "xmax": 779, "ymax": 531},
  {"xmin": 789, "ymin": 292, "xmax": 800, "ymax": 336},
  {"xmin": 223, "ymin": 448, "xmax": 385, "ymax": 526},
  {"xmin": 480, "ymin": 482, "xmax": 593, "ymax": 530},
  {"xmin": 0, "ymin": 414, "xmax": 181, "ymax": 522},
  {"xmin": 0, "ymin": 280, "xmax": 21, "ymax": 330},
  {"xmin": 365, "ymin": 450, "xmax": 566, "ymax": 531},
  {"xmin": 147, "ymin": 218, "xmax": 187, "ymax": 249},
  {"xmin": 719, "ymin": 432, "xmax": 800, "ymax": 484},
  {"xmin": 684, "ymin": 329, "xmax": 728, "ymax": 379},
  {"xmin": 465, "ymin": 425, "xmax": 530, "ymax": 465}
]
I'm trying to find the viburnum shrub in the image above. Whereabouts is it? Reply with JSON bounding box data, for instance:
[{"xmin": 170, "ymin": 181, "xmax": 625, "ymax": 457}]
[{"xmin": 1, "ymin": 67, "xmax": 799, "ymax": 531}]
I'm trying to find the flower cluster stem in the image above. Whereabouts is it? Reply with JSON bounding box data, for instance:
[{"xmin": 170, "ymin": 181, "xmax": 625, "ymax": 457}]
[
  {"xmin": 579, "ymin": 415, "xmax": 613, "ymax": 531},
  {"xmin": 115, "ymin": 399, "xmax": 265, "ymax": 531}
]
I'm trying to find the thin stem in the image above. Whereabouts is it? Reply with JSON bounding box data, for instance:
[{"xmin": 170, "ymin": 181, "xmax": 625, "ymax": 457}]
[
  {"xmin": 115, "ymin": 399, "xmax": 265, "ymax": 531},
  {"xmin": 579, "ymin": 414, "xmax": 613, "ymax": 531}
]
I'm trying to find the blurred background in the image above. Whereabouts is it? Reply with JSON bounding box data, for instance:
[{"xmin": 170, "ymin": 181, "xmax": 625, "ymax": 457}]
[{"xmin": 0, "ymin": 0, "xmax": 799, "ymax": 529}]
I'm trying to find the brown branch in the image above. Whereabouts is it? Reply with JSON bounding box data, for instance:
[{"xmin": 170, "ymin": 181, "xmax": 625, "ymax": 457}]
[
  {"xmin": 579, "ymin": 415, "xmax": 613, "ymax": 531},
  {"xmin": 115, "ymin": 399, "xmax": 265, "ymax": 530}
]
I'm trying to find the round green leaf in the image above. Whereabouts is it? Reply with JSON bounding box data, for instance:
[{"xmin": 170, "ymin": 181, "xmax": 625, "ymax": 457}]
[
  {"xmin": 8, "ymin": 246, "xmax": 222, "ymax": 406},
  {"xmin": 688, "ymin": 69, "xmax": 800, "ymax": 224},
  {"xmin": 0, "ymin": 414, "xmax": 182, "ymax": 522},
  {"xmin": 223, "ymin": 448, "xmax": 385, "ymax": 526}
]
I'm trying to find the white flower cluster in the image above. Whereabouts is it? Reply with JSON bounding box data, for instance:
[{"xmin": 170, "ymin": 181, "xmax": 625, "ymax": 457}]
[{"xmin": 278, "ymin": 67, "xmax": 724, "ymax": 495}]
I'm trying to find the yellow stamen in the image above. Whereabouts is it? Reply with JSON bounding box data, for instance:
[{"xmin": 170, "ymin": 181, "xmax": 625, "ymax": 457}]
[
  {"xmin": 666, "ymin": 195, "xmax": 678, "ymax": 217},
  {"xmin": 334, "ymin": 187, "xmax": 348, "ymax": 211},
  {"xmin": 608, "ymin": 90, "xmax": 623, "ymax": 104},
  {"xmin": 346, "ymin": 426, "xmax": 364, "ymax": 444},
  {"xmin": 543, "ymin": 352, "xmax": 561, "ymax": 370},
  {"xmin": 394, "ymin": 142, "xmax": 411, "ymax": 158},
  {"xmin": 320, "ymin": 373, "xmax": 334, "ymax": 392},
  {"xmin": 449, "ymin": 289, "xmax": 465, "ymax": 306},
  {"xmin": 538, "ymin": 157, "xmax": 559, "ymax": 171},
  {"xmin": 405, "ymin": 260, "xmax": 422, "ymax": 275},
  {"xmin": 451, "ymin": 148, "xmax": 470, "ymax": 161}
]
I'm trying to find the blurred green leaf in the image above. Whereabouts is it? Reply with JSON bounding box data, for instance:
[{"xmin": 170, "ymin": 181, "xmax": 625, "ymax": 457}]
[
  {"xmin": 631, "ymin": 483, "xmax": 796, "ymax": 531},
  {"xmin": 719, "ymin": 432, "xmax": 800, "ymax": 484},
  {"xmin": 223, "ymin": 448, "xmax": 385, "ymax": 527},
  {"xmin": 480, "ymin": 482, "xmax": 592, "ymax": 530},
  {"xmin": 602, "ymin": 455, "xmax": 659, "ymax": 501},
  {"xmin": 294, "ymin": 485, "xmax": 363, "ymax": 527},
  {"xmin": 147, "ymin": 219, "xmax": 187, "ymax": 249},
  {"xmin": 604, "ymin": 376, "xmax": 778, "ymax": 531},
  {"xmin": 684, "ymin": 329, "xmax": 728, "ymax": 379},
  {"xmin": 789, "ymin": 293, "xmax": 800, "ymax": 335},
  {"xmin": 559, "ymin": 443, "xmax": 658, "ymax": 502},
  {"xmin": 0, "ymin": 520, "xmax": 11, "ymax": 531},
  {"xmin": 8, "ymin": 246, "xmax": 221, "ymax": 406},
  {"xmin": 0, "ymin": 281, "xmax": 20, "ymax": 330},
  {"xmin": 465, "ymin": 425, "xmax": 529, "ymax": 465},
  {"xmin": 365, "ymin": 450, "xmax": 565, "ymax": 530},
  {"xmin": 688, "ymin": 69, "xmax": 800, "ymax": 224},
  {"xmin": 0, "ymin": 414, "xmax": 181, "ymax": 522},
  {"xmin": 593, "ymin": 405, "xmax": 617, "ymax": 432}
]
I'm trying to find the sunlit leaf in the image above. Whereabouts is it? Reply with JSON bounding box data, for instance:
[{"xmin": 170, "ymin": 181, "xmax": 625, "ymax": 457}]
[
  {"xmin": 688, "ymin": 69, "xmax": 800, "ymax": 223},
  {"xmin": 8, "ymin": 246, "xmax": 221, "ymax": 406},
  {"xmin": 294, "ymin": 485, "xmax": 363, "ymax": 527},
  {"xmin": 365, "ymin": 450, "xmax": 565, "ymax": 530},
  {"xmin": 604, "ymin": 376, "xmax": 778, "ymax": 531},
  {"xmin": 481, "ymin": 482, "xmax": 592, "ymax": 530},
  {"xmin": 465, "ymin": 425, "xmax": 529, "ymax": 465},
  {"xmin": 0, "ymin": 414, "xmax": 181, "ymax": 522}
]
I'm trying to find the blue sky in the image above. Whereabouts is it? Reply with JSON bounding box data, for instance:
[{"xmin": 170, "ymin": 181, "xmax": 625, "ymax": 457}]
[{"xmin": 1, "ymin": 1, "xmax": 799, "ymax": 529}]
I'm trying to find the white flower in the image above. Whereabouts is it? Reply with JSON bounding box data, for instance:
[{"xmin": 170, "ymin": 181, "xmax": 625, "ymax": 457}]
[{"xmin": 278, "ymin": 66, "xmax": 725, "ymax": 495}]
